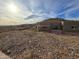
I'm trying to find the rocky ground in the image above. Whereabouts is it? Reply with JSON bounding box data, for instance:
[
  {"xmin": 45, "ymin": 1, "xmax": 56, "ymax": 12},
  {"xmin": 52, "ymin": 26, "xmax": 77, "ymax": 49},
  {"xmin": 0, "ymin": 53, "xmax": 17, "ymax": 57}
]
[
  {"xmin": 0, "ymin": 51, "xmax": 11, "ymax": 59},
  {"xmin": 0, "ymin": 30, "xmax": 79, "ymax": 59}
]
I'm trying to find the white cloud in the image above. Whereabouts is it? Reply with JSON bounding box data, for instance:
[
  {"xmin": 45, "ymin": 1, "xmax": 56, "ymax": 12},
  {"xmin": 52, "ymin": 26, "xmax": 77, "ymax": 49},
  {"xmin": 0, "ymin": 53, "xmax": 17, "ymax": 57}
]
[{"xmin": 0, "ymin": 0, "xmax": 79, "ymax": 25}]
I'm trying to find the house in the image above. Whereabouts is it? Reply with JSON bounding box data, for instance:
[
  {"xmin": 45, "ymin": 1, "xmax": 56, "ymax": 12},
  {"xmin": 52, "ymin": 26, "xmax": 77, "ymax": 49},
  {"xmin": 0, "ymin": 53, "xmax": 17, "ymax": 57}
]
[
  {"xmin": 35, "ymin": 18, "xmax": 79, "ymax": 34},
  {"xmin": 34, "ymin": 18, "xmax": 64, "ymax": 34},
  {"xmin": 63, "ymin": 21, "xmax": 79, "ymax": 32}
]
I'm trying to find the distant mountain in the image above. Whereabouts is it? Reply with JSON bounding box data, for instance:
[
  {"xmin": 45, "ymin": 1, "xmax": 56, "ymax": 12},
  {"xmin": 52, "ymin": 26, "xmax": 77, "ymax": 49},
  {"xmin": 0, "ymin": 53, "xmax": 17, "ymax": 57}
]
[
  {"xmin": 35, "ymin": 18, "xmax": 66, "ymax": 24},
  {"xmin": 0, "ymin": 24, "xmax": 34, "ymax": 33},
  {"xmin": 44, "ymin": 18, "xmax": 66, "ymax": 21}
]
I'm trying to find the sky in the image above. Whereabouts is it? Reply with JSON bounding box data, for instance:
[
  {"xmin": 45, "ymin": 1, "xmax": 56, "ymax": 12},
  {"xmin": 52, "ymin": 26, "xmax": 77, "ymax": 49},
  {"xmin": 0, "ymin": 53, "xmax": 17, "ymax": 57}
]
[{"xmin": 0, "ymin": 0, "xmax": 79, "ymax": 25}]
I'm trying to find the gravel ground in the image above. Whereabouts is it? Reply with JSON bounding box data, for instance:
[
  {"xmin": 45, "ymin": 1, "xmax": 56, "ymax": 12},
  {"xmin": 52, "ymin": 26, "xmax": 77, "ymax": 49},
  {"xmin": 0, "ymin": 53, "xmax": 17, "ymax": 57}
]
[{"xmin": 0, "ymin": 30, "xmax": 79, "ymax": 59}]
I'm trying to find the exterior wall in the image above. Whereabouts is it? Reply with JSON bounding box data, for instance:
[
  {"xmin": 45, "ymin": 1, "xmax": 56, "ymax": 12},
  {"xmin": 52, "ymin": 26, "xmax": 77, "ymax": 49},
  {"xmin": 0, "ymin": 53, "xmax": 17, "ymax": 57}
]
[
  {"xmin": 37, "ymin": 21, "xmax": 63, "ymax": 34},
  {"xmin": 63, "ymin": 21, "xmax": 79, "ymax": 32},
  {"xmin": 37, "ymin": 20, "xmax": 79, "ymax": 33}
]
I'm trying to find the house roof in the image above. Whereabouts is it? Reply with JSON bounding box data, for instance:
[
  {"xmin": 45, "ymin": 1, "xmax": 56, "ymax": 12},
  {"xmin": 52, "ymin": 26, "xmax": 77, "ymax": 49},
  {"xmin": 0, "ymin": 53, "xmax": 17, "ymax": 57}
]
[{"xmin": 64, "ymin": 21, "xmax": 79, "ymax": 25}]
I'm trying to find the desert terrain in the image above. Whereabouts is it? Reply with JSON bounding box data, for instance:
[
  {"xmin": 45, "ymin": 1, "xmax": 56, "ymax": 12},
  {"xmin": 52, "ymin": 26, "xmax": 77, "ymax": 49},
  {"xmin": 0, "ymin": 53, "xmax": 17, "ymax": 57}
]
[{"xmin": 0, "ymin": 29, "xmax": 79, "ymax": 59}]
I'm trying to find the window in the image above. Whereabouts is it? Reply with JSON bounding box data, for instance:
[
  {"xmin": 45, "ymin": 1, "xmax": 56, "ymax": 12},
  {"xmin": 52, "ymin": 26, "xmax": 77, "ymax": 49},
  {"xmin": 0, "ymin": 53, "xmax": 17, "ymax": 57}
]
[{"xmin": 71, "ymin": 26, "xmax": 75, "ymax": 30}]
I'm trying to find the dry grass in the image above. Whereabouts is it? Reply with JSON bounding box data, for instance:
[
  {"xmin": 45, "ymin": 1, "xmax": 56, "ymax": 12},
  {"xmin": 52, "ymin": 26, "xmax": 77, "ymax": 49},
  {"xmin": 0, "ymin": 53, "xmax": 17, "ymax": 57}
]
[{"xmin": 0, "ymin": 30, "xmax": 79, "ymax": 59}]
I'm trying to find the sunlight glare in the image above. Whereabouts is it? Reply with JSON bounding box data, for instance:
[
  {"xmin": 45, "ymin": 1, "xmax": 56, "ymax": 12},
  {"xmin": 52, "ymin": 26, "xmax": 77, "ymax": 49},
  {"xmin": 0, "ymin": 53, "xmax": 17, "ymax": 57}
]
[{"xmin": 8, "ymin": 3, "xmax": 19, "ymax": 13}]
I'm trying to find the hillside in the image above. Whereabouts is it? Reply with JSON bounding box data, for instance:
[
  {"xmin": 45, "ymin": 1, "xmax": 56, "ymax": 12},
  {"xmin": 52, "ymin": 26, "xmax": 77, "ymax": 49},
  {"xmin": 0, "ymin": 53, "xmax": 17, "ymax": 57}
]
[
  {"xmin": 36, "ymin": 18, "xmax": 65, "ymax": 24},
  {"xmin": 0, "ymin": 30, "xmax": 79, "ymax": 59}
]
